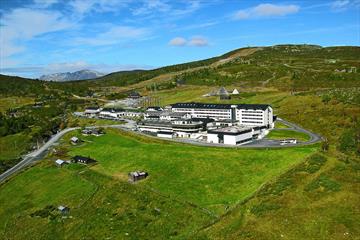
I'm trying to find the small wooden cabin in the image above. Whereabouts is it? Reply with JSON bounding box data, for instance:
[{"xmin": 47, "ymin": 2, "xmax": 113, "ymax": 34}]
[{"xmin": 128, "ymin": 171, "xmax": 148, "ymax": 182}]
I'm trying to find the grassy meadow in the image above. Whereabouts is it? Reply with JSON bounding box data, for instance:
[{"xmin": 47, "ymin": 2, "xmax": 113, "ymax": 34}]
[
  {"xmin": 0, "ymin": 97, "xmax": 34, "ymax": 112},
  {"xmin": 68, "ymin": 129, "xmax": 317, "ymax": 214},
  {"xmin": 0, "ymin": 127, "xmax": 318, "ymax": 239}
]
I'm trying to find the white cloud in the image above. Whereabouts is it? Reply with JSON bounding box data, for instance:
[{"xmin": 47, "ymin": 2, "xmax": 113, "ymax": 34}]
[
  {"xmin": 175, "ymin": 21, "xmax": 219, "ymax": 31},
  {"xmin": 73, "ymin": 26, "xmax": 149, "ymax": 46},
  {"xmin": 0, "ymin": 8, "xmax": 74, "ymax": 59},
  {"xmin": 169, "ymin": 37, "xmax": 187, "ymax": 46},
  {"xmin": 188, "ymin": 36, "xmax": 208, "ymax": 46},
  {"xmin": 32, "ymin": 0, "xmax": 59, "ymax": 8},
  {"xmin": 234, "ymin": 3, "xmax": 300, "ymax": 20},
  {"xmin": 168, "ymin": 36, "xmax": 209, "ymax": 47},
  {"xmin": 331, "ymin": 0, "xmax": 352, "ymax": 11},
  {"xmin": 69, "ymin": 0, "xmax": 129, "ymax": 16},
  {"xmin": 131, "ymin": 0, "xmax": 201, "ymax": 18},
  {"xmin": 132, "ymin": 0, "xmax": 171, "ymax": 16}
]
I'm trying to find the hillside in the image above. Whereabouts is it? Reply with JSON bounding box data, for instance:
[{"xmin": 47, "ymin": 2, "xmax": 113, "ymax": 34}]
[{"xmin": 0, "ymin": 44, "xmax": 359, "ymax": 240}]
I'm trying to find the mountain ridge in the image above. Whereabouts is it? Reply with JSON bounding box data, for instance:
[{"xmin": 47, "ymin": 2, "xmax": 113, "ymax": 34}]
[{"xmin": 39, "ymin": 69, "xmax": 105, "ymax": 82}]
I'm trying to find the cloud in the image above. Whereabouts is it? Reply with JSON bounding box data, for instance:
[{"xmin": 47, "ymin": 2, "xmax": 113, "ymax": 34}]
[
  {"xmin": 331, "ymin": 0, "xmax": 350, "ymax": 8},
  {"xmin": 32, "ymin": 0, "xmax": 59, "ymax": 8},
  {"xmin": 72, "ymin": 26, "xmax": 149, "ymax": 46},
  {"xmin": 175, "ymin": 21, "xmax": 219, "ymax": 31},
  {"xmin": 169, "ymin": 36, "xmax": 209, "ymax": 47},
  {"xmin": 0, "ymin": 8, "xmax": 74, "ymax": 59},
  {"xmin": 330, "ymin": 0, "xmax": 360, "ymax": 12},
  {"xmin": 169, "ymin": 37, "xmax": 187, "ymax": 46},
  {"xmin": 132, "ymin": 0, "xmax": 171, "ymax": 16},
  {"xmin": 188, "ymin": 36, "xmax": 208, "ymax": 46},
  {"xmin": 234, "ymin": 3, "xmax": 300, "ymax": 20},
  {"xmin": 69, "ymin": 0, "xmax": 129, "ymax": 16},
  {"xmin": 131, "ymin": 0, "xmax": 201, "ymax": 18}
]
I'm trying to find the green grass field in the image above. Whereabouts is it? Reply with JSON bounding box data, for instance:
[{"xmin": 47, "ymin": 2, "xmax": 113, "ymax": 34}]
[
  {"xmin": 67, "ymin": 129, "xmax": 317, "ymax": 214},
  {"xmin": 0, "ymin": 128, "xmax": 318, "ymax": 239},
  {"xmin": 274, "ymin": 121, "xmax": 290, "ymax": 129},
  {"xmin": 266, "ymin": 129, "xmax": 311, "ymax": 142}
]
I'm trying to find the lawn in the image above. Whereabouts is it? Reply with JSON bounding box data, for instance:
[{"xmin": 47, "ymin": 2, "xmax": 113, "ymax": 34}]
[
  {"xmin": 274, "ymin": 121, "xmax": 290, "ymax": 129},
  {"xmin": 69, "ymin": 128, "xmax": 317, "ymax": 214},
  {"xmin": 266, "ymin": 129, "xmax": 311, "ymax": 142},
  {"xmin": 0, "ymin": 160, "xmax": 213, "ymax": 240}
]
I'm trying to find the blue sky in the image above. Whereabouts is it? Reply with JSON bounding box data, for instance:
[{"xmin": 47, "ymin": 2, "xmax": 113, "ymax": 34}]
[{"xmin": 0, "ymin": 0, "xmax": 359, "ymax": 78}]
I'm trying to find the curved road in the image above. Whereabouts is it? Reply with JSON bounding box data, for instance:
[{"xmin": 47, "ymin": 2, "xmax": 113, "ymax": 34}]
[
  {"xmin": 0, "ymin": 118, "xmax": 321, "ymax": 183},
  {"xmin": 0, "ymin": 127, "xmax": 79, "ymax": 183},
  {"xmin": 0, "ymin": 121, "xmax": 136, "ymax": 184}
]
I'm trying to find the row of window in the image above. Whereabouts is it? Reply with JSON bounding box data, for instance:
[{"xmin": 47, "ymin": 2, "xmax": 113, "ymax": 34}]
[
  {"xmin": 242, "ymin": 117, "xmax": 263, "ymax": 120},
  {"xmin": 242, "ymin": 120, "xmax": 264, "ymax": 124}
]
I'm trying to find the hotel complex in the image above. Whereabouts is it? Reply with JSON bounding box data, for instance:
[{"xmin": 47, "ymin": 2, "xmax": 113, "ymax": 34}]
[{"xmin": 83, "ymin": 102, "xmax": 274, "ymax": 146}]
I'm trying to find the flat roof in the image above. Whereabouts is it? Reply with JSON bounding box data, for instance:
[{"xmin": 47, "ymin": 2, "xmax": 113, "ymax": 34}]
[
  {"xmin": 170, "ymin": 102, "xmax": 271, "ymax": 110},
  {"xmin": 208, "ymin": 126, "xmax": 253, "ymax": 135}
]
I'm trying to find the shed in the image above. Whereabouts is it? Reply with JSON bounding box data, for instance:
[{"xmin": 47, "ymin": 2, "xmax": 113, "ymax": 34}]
[
  {"xmin": 232, "ymin": 89, "xmax": 239, "ymax": 95},
  {"xmin": 55, "ymin": 159, "xmax": 68, "ymax": 167},
  {"xmin": 58, "ymin": 205, "xmax": 69, "ymax": 214},
  {"xmin": 128, "ymin": 91, "xmax": 141, "ymax": 99},
  {"xmin": 70, "ymin": 136, "xmax": 79, "ymax": 144},
  {"xmin": 72, "ymin": 155, "xmax": 97, "ymax": 165},
  {"xmin": 128, "ymin": 171, "xmax": 148, "ymax": 182}
]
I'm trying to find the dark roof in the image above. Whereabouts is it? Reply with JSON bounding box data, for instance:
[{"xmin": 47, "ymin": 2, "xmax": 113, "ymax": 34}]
[
  {"xmin": 218, "ymin": 87, "xmax": 229, "ymax": 96},
  {"xmin": 171, "ymin": 102, "xmax": 233, "ymax": 109},
  {"xmin": 128, "ymin": 91, "xmax": 141, "ymax": 97},
  {"xmin": 72, "ymin": 155, "xmax": 96, "ymax": 163},
  {"xmin": 146, "ymin": 106, "xmax": 162, "ymax": 111},
  {"xmin": 170, "ymin": 102, "xmax": 271, "ymax": 110},
  {"xmin": 157, "ymin": 131, "xmax": 173, "ymax": 134},
  {"xmin": 237, "ymin": 104, "xmax": 271, "ymax": 110},
  {"xmin": 138, "ymin": 120, "xmax": 172, "ymax": 127},
  {"xmin": 85, "ymin": 106, "xmax": 100, "ymax": 110},
  {"xmin": 101, "ymin": 108, "xmax": 124, "ymax": 112}
]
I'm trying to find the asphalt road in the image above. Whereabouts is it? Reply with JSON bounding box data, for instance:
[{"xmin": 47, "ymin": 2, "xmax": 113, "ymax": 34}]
[
  {"xmin": 0, "ymin": 120, "xmax": 137, "ymax": 184},
  {"xmin": 0, "ymin": 127, "xmax": 79, "ymax": 183}
]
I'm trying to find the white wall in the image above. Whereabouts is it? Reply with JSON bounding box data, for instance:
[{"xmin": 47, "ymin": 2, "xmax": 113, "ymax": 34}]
[
  {"xmin": 224, "ymin": 131, "xmax": 253, "ymax": 145},
  {"xmin": 207, "ymin": 133, "xmax": 219, "ymax": 143}
]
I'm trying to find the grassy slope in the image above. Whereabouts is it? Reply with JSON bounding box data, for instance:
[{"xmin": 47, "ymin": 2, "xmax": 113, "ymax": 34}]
[
  {"xmin": 68, "ymin": 129, "xmax": 317, "ymax": 215},
  {"xmin": 0, "ymin": 97, "xmax": 34, "ymax": 112},
  {"xmin": 194, "ymin": 152, "xmax": 360, "ymax": 240},
  {"xmin": 0, "ymin": 161, "xmax": 211, "ymax": 240}
]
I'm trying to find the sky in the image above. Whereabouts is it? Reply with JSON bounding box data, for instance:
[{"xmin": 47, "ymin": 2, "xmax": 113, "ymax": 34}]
[{"xmin": 0, "ymin": 0, "xmax": 359, "ymax": 78}]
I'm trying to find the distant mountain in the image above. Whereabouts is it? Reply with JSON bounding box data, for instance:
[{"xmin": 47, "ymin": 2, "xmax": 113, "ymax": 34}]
[{"xmin": 39, "ymin": 69, "xmax": 105, "ymax": 82}]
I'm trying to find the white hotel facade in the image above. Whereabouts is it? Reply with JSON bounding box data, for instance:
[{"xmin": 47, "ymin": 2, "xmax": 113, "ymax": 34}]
[{"xmin": 170, "ymin": 102, "xmax": 274, "ymax": 128}]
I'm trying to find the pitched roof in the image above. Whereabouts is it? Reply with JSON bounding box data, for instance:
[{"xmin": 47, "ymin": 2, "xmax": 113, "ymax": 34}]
[
  {"xmin": 55, "ymin": 159, "xmax": 65, "ymax": 165},
  {"xmin": 217, "ymin": 87, "xmax": 229, "ymax": 96}
]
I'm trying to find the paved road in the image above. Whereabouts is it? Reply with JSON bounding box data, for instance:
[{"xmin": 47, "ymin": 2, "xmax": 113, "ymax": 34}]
[
  {"xmin": 0, "ymin": 120, "xmax": 137, "ymax": 184},
  {"xmin": 0, "ymin": 127, "xmax": 80, "ymax": 183}
]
